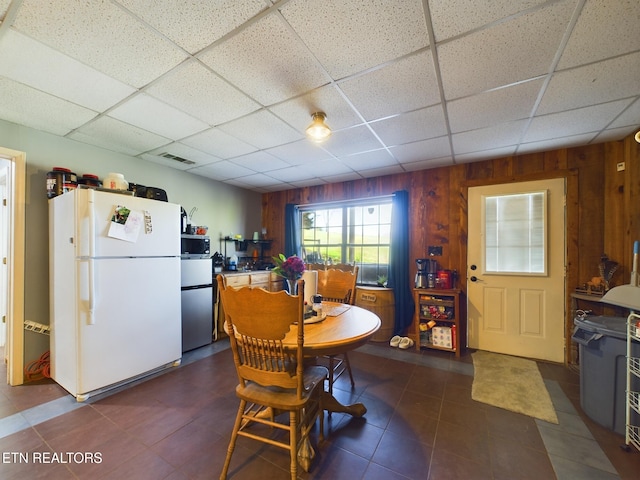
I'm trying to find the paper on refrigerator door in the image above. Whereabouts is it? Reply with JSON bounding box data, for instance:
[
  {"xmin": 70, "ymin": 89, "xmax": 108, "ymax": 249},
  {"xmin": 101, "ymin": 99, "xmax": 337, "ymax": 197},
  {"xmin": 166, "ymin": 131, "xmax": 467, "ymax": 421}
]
[{"xmin": 108, "ymin": 205, "xmax": 143, "ymax": 242}]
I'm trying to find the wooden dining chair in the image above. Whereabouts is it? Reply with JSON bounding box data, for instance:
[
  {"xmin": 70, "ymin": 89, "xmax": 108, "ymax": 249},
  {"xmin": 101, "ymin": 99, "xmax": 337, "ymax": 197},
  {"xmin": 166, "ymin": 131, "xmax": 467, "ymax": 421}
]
[
  {"xmin": 217, "ymin": 276, "xmax": 327, "ymax": 480},
  {"xmin": 316, "ymin": 267, "xmax": 359, "ymax": 396},
  {"xmin": 304, "ymin": 262, "xmax": 326, "ymax": 271}
]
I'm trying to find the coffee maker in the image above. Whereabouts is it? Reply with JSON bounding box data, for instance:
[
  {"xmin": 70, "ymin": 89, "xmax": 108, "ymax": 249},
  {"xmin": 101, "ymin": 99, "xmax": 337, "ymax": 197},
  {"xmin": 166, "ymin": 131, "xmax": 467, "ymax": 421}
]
[{"xmin": 416, "ymin": 258, "xmax": 438, "ymax": 288}]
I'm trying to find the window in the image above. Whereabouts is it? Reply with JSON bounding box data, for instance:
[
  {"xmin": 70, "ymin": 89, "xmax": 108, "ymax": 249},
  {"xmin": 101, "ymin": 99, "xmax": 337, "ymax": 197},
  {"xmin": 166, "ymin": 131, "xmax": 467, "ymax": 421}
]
[
  {"xmin": 300, "ymin": 200, "xmax": 392, "ymax": 285},
  {"xmin": 483, "ymin": 190, "xmax": 547, "ymax": 274}
]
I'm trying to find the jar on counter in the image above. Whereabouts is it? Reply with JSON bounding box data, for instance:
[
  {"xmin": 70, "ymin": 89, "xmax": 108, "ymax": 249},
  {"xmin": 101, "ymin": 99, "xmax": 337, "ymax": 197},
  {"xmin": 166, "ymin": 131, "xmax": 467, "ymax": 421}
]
[
  {"xmin": 78, "ymin": 174, "xmax": 102, "ymax": 188},
  {"xmin": 46, "ymin": 167, "xmax": 77, "ymax": 198},
  {"xmin": 103, "ymin": 172, "xmax": 128, "ymax": 190}
]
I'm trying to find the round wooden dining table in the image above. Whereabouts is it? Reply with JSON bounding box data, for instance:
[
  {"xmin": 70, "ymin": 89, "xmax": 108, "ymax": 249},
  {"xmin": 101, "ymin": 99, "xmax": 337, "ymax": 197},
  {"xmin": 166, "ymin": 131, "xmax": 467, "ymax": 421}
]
[{"xmin": 282, "ymin": 302, "xmax": 381, "ymax": 418}]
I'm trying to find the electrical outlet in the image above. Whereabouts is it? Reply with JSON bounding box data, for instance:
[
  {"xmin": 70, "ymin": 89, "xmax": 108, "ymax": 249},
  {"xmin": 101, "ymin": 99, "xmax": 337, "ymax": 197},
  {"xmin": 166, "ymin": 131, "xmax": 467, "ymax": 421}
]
[
  {"xmin": 428, "ymin": 246, "xmax": 442, "ymax": 256},
  {"xmin": 617, "ymin": 162, "xmax": 625, "ymax": 171}
]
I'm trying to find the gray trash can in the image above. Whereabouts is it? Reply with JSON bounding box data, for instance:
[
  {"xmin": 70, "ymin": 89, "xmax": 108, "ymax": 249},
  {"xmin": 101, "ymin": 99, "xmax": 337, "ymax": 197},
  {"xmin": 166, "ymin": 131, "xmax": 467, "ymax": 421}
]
[{"xmin": 572, "ymin": 315, "xmax": 640, "ymax": 435}]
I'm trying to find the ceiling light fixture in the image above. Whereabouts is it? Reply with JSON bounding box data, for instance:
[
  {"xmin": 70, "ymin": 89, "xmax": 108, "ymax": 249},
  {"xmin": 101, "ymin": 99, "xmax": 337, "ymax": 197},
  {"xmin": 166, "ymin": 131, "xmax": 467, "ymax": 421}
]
[
  {"xmin": 635, "ymin": 130, "xmax": 640, "ymax": 143},
  {"xmin": 306, "ymin": 112, "xmax": 331, "ymax": 142}
]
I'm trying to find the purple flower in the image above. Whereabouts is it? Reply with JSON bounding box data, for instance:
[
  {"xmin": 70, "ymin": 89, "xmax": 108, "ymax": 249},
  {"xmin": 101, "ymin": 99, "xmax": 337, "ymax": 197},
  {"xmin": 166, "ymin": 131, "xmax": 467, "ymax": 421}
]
[{"xmin": 272, "ymin": 254, "xmax": 305, "ymax": 281}]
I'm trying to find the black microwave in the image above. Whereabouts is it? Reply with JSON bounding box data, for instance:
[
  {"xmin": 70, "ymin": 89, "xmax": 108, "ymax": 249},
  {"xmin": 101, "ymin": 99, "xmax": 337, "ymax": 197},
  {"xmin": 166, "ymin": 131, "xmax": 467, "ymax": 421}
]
[{"xmin": 181, "ymin": 234, "xmax": 210, "ymax": 258}]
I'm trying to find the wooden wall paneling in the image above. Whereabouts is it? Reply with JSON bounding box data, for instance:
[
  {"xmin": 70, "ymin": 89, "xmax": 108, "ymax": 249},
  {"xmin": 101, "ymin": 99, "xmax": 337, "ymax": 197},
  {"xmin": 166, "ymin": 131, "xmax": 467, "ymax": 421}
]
[
  {"xmin": 514, "ymin": 152, "xmax": 545, "ymax": 176},
  {"xmin": 543, "ymin": 148, "xmax": 568, "ymax": 171},
  {"xmin": 410, "ymin": 170, "xmax": 430, "ymax": 262},
  {"xmin": 423, "ymin": 169, "xmax": 450, "ymax": 268},
  {"xmin": 624, "ymin": 136, "xmax": 640, "ymax": 271},
  {"xmin": 569, "ymin": 145, "xmax": 605, "ymax": 288},
  {"xmin": 565, "ymin": 169, "xmax": 580, "ymax": 363},
  {"xmin": 603, "ymin": 140, "xmax": 628, "ymax": 285}
]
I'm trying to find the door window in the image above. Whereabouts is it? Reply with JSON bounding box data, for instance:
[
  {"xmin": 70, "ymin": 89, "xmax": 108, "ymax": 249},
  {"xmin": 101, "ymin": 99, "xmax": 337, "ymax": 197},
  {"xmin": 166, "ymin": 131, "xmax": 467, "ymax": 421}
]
[{"xmin": 483, "ymin": 191, "xmax": 546, "ymax": 275}]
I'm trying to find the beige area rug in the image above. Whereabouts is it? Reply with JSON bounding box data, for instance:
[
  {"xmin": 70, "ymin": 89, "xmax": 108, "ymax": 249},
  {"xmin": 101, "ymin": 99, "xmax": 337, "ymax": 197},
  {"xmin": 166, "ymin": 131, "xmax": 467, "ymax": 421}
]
[{"xmin": 471, "ymin": 351, "xmax": 559, "ymax": 424}]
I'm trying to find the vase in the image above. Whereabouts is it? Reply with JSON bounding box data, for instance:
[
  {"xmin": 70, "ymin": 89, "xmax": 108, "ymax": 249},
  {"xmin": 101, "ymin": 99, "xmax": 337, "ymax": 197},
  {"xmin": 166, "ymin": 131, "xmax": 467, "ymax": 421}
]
[{"xmin": 285, "ymin": 279, "xmax": 298, "ymax": 295}]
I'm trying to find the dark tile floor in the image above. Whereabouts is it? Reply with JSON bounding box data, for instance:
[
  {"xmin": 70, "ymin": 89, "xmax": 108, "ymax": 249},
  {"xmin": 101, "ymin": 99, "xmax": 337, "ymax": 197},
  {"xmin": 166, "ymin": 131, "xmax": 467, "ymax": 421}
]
[{"xmin": 1, "ymin": 342, "xmax": 639, "ymax": 479}]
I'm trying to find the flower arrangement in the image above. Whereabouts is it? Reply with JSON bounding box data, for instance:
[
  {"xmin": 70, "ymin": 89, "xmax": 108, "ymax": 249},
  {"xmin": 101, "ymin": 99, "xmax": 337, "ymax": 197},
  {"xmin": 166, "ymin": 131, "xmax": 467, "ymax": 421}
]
[{"xmin": 271, "ymin": 253, "xmax": 305, "ymax": 282}]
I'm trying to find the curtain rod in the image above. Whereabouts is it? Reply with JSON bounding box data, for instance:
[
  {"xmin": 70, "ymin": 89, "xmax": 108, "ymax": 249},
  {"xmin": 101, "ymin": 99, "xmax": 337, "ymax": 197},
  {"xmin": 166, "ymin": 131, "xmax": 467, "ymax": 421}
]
[{"xmin": 296, "ymin": 193, "xmax": 396, "ymax": 210}]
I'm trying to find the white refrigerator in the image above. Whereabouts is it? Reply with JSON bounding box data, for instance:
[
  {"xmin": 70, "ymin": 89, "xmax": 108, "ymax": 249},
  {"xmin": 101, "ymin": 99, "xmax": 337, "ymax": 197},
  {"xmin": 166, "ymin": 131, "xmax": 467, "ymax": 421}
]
[{"xmin": 49, "ymin": 188, "xmax": 182, "ymax": 401}]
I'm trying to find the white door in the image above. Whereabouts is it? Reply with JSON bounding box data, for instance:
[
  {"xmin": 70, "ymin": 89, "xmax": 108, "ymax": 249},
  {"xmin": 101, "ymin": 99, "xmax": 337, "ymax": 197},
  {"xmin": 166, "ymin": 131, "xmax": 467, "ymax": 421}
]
[{"xmin": 467, "ymin": 178, "xmax": 566, "ymax": 362}]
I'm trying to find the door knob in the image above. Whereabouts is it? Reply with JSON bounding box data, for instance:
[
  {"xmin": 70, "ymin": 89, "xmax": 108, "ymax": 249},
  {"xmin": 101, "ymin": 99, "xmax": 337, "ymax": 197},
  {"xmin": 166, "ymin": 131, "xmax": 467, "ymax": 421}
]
[
  {"xmin": 470, "ymin": 264, "xmax": 477, "ymax": 270},
  {"xmin": 470, "ymin": 276, "xmax": 478, "ymax": 282}
]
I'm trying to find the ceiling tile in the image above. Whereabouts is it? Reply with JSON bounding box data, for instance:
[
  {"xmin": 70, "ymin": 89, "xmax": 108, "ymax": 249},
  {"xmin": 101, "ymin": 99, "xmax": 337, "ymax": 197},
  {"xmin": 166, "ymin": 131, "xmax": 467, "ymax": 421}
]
[
  {"xmin": 181, "ymin": 128, "xmax": 257, "ymax": 160},
  {"xmin": 338, "ymin": 50, "xmax": 440, "ymax": 121},
  {"xmin": 218, "ymin": 110, "xmax": 302, "ymax": 149},
  {"xmin": 146, "ymin": 60, "xmax": 260, "ymax": 126},
  {"xmin": 198, "ymin": 13, "xmax": 331, "ymax": 105},
  {"xmin": 438, "ymin": 0, "xmax": 576, "ymax": 99},
  {"xmin": 0, "ymin": 77, "xmax": 97, "ymax": 136},
  {"xmin": 592, "ymin": 126, "xmax": 638, "ymax": 144},
  {"xmin": 524, "ymin": 99, "xmax": 634, "ymax": 143},
  {"xmin": 229, "ymin": 151, "xmax": 290, "ymax": 172},
  {"xmin": 452, "ymin": 119, "xmax": 527, "ymax": 155},
  {"xmin": 14, "ymin": 0, "xmax": 187, "ymax": 88},
  {"xmin": 263, "ymin": 165, "xmax": 323, "ymax": 183},
  {"xmin": 537, "ymin": 52, "xmax": 640, "ymax": 115},
  {"xmin": 229, "ymin": 172, "xmax": 287, "ymax": 188},
  {"xmin": 280, "ymin": 0, "xmax": 429, "ymax": 79},
  {"xmin": 402, "ymin": 157, "xmax": 454, "ymax": 172},
  {"xmin": 115, "ymin": 0, "xmax": 266, "ymax": 54},
  {"xmin": 68, "ymin": 116, "xmax": 171, "ymax": 156},
  {"xmin": 0, "ymin": 0, "xmax": 637, "ymax": 193},
  {"xmin": 609, "ymin": 98, "xmax": 640, "ymax": 129},
  {"xmin": 454, "ymin": 145, "xmax": 517, "ymax": 164},
  {"xmin": 447, "ymin": 79, "xmax": 544, "ymax": 133},
  {"xmin": 390, "ymin": 137, "xmax": 452, "ymax": 164},
  {"xmin": 320, "ymin": 125, "xmax": 384, "ymax": 157},
  {"xmin": 306, "ymin": 158, "xmax": 355, "ymax": 177},
  {"xmin": 187, "ymin": 160, "xmax": 256, "ymax": 181},
  {"xmin": 358, "ymin": 164, "xmax": 406, "ymax": 179},
  {"xmin": 558, "ymin": 0, "xmax": 640, "ymax": 69},
  {"xmin": 0, "ymin": 30, "xmax": 135, "ymax": 111},
  {"xmin": 289, "ymin": 178, "xmax": 329, "ymax": 188},
  {"xmin": 265, "ymin": 139, "xmax": 333, "ymax": 166},
  {"xmin": 268, "ymin": 84, "xmax": 362, "ymax": 132},
  {"xmin": 517, "ymin": 133, "xmax": 598, "ymax": 155},
  {"xmin": 371, "ymin": 106, "xmax": 448, "ymax": 146},
  {"xmin": 338, "ymin": 149, "xmax": 399, "ymax": 171},
  {"xmin": 429, "ymin": 0, "xmax": 550, "ymax": 42},
  {"xmin": 142, "ymin": 143, "xmax": 223, "ymax": 170},
  {"xmin": 321, "ymin": 172, "xmax": 363, "ymax": 184},
  {"xmin": 108, "ymin": 93, "xmax": 209, "ymax": 140}
]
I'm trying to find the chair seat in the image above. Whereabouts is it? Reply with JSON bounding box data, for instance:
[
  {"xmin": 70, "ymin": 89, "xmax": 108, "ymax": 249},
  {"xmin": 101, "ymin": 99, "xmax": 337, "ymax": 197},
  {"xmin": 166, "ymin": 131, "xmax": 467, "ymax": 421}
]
[{"xmin": 236, "ymin": 366, "xmax": 328, "ymax": 411}]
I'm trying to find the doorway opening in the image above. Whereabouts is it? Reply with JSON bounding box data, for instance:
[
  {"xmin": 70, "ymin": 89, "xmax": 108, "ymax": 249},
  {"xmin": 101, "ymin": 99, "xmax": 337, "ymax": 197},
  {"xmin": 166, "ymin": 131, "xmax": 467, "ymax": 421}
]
[{"xmin": 1, "ymin": 147, "xmax": 26, "ymax": 385}]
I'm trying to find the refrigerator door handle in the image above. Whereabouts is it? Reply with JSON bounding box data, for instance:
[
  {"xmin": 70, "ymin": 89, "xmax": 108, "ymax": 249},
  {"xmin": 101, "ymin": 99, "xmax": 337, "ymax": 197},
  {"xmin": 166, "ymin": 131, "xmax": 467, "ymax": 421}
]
[
  {"xmin": 88, "ymin": 188, "xmax": 96, "ymax": 258},
  {"xmin": 87, "ymin": 189, "xmax": 96, "ymax": 324},
  {"xmin": 88, "ymin": 258, "xmax": 96, "ymax": 325}
]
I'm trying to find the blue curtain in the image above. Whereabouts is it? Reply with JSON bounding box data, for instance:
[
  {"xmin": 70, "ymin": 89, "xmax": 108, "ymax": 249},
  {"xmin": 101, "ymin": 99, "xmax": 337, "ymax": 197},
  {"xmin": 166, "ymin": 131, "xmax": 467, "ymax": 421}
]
[
  {"xmin": 387, "ymin": 190, "xmax": 415, "ymax": 336},
  {"xmin": 284, "ymin": 203, "xmax": 301, "ymax": 258}
]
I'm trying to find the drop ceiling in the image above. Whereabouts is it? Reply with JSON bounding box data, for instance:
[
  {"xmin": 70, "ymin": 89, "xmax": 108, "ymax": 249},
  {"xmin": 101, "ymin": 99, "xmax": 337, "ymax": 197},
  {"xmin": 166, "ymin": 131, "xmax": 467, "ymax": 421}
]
[{"xmin": 0, "ymin": 0, "xmax": 638, "ymax": 193}]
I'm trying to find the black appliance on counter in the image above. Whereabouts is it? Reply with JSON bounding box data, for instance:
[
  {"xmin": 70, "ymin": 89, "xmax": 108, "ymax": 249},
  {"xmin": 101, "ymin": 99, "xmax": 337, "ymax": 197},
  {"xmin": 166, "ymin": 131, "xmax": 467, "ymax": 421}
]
[
  {"xmin": 416, "ymin": 258, "xmax": 438, "ymax": 288},
  {"xmin": 211, "ymin": 252, "xmax": 224, "ymax": 273},
  {"xmin": 181, "ymin": 234, "xmax": 210, "ymax": 259}
]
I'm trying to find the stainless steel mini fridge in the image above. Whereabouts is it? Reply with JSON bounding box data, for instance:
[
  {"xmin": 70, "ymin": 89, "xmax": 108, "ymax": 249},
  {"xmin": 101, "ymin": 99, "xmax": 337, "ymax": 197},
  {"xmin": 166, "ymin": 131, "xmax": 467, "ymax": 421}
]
[{"xmin": 180, "ymin": 258, "xmax": 213, "ymax": 352}]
